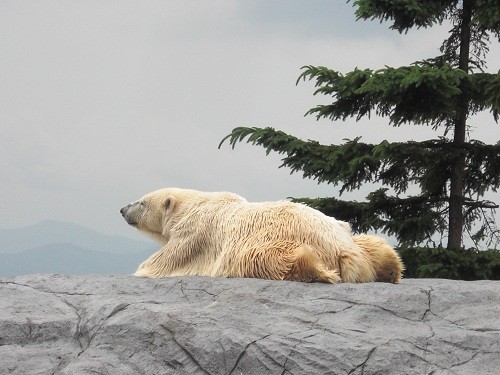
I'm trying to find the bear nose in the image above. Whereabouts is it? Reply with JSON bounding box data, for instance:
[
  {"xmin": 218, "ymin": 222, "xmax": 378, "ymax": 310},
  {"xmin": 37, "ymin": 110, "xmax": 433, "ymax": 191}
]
[{"xmin": 120, "ymin": 205, "xmax": 129, "ymax": 216}]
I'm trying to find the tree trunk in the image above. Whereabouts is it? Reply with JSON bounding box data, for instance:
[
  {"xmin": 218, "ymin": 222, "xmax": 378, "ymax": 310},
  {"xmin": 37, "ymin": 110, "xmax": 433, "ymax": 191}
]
[{"xmin": 448, "ymin": 0, "xmax": 473, "ymax": 250}]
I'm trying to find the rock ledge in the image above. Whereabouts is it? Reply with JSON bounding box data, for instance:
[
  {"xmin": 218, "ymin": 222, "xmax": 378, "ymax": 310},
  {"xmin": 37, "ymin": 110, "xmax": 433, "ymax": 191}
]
[{"xmin": 1, "ymin": 275, "xmax": 499, "ymax": 374}]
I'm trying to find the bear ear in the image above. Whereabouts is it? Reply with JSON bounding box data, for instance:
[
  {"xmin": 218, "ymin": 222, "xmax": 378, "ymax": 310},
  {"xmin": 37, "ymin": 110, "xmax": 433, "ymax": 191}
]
[
  {"xmin": 164, "ymin": 195, "xmax": 175, "ymax": 213},
  {"xmin": 161, "ymin": 195, "xmax": 176, "ymax": 239}
]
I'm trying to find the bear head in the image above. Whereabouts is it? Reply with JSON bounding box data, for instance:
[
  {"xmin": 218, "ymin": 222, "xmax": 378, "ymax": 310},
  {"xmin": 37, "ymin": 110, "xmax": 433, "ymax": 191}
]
[{"xmin": 120, "ymin": 188, "xmax": 178, "ymax": 243}]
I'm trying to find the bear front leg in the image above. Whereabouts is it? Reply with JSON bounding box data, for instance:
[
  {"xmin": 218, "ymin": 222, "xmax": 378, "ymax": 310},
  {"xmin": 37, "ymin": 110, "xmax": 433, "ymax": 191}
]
[
  {"xmin": 134, "ymin": 247, "xmax": 167, "ymax": 277},
  {"xmin": 134, "ymin": 244, "xmax": 189, "ymax": 278}
]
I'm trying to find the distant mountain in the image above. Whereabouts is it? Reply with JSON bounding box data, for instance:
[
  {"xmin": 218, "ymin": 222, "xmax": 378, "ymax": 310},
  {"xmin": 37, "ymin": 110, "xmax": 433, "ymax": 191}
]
[
  {"xmin": 0, "ymin": 220, "xmax": 158, "ymax": 277},
  {"xmin": 0, "ymin": 220, "xmax": 154, "ymax": 254},
  {"xmin": 0, "ymin": 243, "xmax": 154, "ymax": 277}
]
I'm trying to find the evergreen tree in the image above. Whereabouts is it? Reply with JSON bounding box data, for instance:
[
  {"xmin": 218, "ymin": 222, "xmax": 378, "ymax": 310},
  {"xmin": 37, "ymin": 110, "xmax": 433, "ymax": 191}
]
[{"xmin": 220, "ymin": 0, "xmax": 500, "ymax": 249}]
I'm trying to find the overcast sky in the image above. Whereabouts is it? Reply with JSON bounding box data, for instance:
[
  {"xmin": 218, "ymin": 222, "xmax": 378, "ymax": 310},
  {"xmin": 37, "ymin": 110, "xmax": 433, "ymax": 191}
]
[{"xmin": 1, "ymin": 1, "xmax": 498, "ymax": 242}]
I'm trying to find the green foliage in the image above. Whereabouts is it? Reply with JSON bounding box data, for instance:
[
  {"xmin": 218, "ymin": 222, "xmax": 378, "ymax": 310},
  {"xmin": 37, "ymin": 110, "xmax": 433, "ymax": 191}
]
[
  {"xmin": 351, "ymin": 0, "xmax": 500, "ymax": 37},
  {"xmin": 398, "ymin": 246, "xmax": 500, "ymax": 280},
  {"xmin": 471, "ymin": 71, "xmax": 500, "ymax": 121},
  {"xmin": 474, "ymin": 0, "xmax": 500, "ymax": 37},
  {"xmin": 350, "ymin": 0, "xmax": 456, "ymax": 32}
]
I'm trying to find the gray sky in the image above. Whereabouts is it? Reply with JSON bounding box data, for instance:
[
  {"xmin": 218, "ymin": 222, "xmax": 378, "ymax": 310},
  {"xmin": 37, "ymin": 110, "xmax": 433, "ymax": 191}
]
[{"xmin": 1, "ymin": 1, "xmax": 499, "ymax": 243}]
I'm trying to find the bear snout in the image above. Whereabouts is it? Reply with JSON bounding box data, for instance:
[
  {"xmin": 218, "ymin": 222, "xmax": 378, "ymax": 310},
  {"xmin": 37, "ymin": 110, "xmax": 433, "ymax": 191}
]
[
  {"xmin": 120, "ymin": 201, "xmax": 144, "ymax": 226},
  {"xmin": 120, "ymin": 205, "xmax": 130, "ymax": 216},
  {"xmin": 120, "ymin": 203, "xmax": 132, "ymax": 219}
]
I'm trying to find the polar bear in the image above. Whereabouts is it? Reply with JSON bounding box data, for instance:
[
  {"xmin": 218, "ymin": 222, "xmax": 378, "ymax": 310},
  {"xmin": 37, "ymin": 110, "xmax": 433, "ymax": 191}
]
[{"xmin": 120, "ymin": 188, "xmax": 399, "ymax": 283}]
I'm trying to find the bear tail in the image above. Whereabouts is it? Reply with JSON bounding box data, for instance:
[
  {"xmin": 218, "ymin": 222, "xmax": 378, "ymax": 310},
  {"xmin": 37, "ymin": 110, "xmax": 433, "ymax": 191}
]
[{"xmin": 352, "ymin": 234, "xmax": 404, "ymax": 283}]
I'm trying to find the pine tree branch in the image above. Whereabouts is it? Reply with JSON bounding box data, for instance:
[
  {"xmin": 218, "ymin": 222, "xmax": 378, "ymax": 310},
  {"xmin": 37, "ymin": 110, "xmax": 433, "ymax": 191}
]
[
  {"xmin": 220, "ymin": 127, "xmax": 500, "ymax": 197},
  {"xmin": 463, "ymin": 199, "xmax": 499, "ymax": 209},
  {"xmin": 298, "ymin": 65, "xmax": 500, "ymax": 126}
]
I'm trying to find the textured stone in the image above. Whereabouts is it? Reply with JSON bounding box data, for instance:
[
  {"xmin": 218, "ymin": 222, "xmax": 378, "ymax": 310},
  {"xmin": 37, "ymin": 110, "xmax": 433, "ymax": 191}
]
[{"xmin": 0, "ymin": 275, "xmax": 498, "ymax": 375}]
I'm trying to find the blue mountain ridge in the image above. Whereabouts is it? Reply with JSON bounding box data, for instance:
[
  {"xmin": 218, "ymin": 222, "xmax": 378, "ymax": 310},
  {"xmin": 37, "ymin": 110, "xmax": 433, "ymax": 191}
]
[
  {"xmin": 0, "ymin": 220, "xmax": 153, "ymax": 254},
  {"xmin": 0, "ymin": 243, "xmax": 154, "ymax": 277},
  {"xmin": 0, "ymin": 220, "xmax": 158, "ymax": 277}
]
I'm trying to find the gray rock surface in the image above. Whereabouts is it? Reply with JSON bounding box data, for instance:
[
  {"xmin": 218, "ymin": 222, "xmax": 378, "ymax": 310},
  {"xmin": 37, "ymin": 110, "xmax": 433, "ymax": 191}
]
[{"xmin": 0, "ymin": 275, "xmax": 498, "ymax": 375}]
